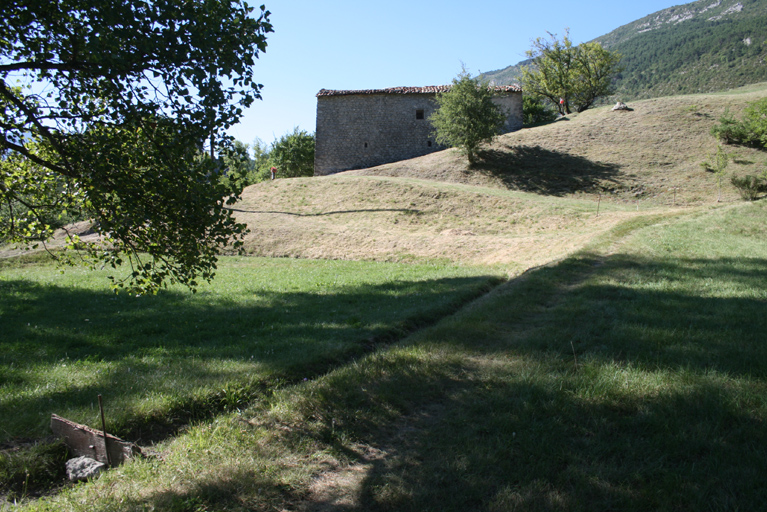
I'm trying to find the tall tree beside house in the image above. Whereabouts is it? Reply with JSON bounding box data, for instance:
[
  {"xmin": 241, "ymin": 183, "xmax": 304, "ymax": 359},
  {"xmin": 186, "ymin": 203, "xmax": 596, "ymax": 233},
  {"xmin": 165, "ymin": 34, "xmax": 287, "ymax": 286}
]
[
  {"xmin": 520, "ymin": 29, "xmax": 622, "ymax": 115},
  {"xmin": 429, "ymin": 69, "xmax": 506, "ymax": 166},
  {"xmin": 0, "ymin": 0, "xmax": 272, "ymax": 294}
]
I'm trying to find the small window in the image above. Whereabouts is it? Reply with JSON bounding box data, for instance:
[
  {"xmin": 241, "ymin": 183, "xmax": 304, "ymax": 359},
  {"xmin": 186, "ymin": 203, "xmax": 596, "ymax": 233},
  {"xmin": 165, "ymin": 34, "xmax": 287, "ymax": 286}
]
[
  {"xmin": 427, "ymin": 140, "xmax": 432, "ymax": 147},
  {"xmin": 416, "ymin": 109, "xmax": 425, "ymax": 120},
  {"xmin": 364, "ymin": 142, "xmax": 368, "ymax": 148}
]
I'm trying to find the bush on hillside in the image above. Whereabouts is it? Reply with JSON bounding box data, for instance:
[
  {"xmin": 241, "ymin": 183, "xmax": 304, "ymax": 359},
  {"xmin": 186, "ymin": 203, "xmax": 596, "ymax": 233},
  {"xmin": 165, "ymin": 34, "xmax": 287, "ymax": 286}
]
[
  {"xmin": 429, "ymin": 68, "xmax": 506, "ymax": 165},
  {"xmin": 523, "ymin": 95, "xmax": 558, "ymax": 126},
  {"xmin": 731, "ymin": 173, "xmax": 767, "ymax": 201},
  {"xmin": 711, "ymin": 98, "xmax": 767, "ymax": 148}
]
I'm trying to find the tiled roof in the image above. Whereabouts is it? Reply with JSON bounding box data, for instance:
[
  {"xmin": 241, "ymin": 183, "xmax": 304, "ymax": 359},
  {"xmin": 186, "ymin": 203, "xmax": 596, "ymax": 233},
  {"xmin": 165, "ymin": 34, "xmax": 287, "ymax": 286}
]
[{"xmin": 316, "ymin": 84, "xmax": 522, "ymax": 97}]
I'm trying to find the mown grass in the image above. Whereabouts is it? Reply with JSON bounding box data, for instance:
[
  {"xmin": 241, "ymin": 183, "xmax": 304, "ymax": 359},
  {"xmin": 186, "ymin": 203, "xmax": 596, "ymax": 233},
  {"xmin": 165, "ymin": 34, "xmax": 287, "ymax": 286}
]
[
  {"xmin": 15, "ymin": 200, "xmax": 767, "ymax": 511},
  {"xmin": 235, "ymin": 175, "xmax": 640, "ymax": 270},
  {"xmin": 0, "ymin": 256, "xmax": 502, "ymax": 500},
  {"xmin": 5, "ymin": 85, "xmax": 767, "ymax": 509}
]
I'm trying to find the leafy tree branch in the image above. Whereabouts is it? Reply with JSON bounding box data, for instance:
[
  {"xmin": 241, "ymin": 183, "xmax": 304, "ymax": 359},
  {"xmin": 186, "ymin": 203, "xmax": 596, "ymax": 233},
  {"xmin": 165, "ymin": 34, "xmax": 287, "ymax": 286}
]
[{"xmin": 1, "ymin": 0, "xmax": 273, "ymax": 293}]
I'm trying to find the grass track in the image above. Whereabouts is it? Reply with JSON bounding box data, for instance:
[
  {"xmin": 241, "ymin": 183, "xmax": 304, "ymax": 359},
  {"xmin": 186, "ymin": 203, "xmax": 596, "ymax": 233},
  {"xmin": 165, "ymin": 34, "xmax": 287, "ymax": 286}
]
[{"xmin": 0, "ymin": 257, "xmax": 502, "ymax": 500}]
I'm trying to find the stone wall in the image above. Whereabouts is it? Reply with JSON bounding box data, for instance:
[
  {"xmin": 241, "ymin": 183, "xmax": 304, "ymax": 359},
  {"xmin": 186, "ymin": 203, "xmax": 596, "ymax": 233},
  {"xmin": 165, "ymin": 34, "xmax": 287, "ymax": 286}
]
[{"xmin": 314, "ymin": 86, "xmax": 523, "ymax": 176}]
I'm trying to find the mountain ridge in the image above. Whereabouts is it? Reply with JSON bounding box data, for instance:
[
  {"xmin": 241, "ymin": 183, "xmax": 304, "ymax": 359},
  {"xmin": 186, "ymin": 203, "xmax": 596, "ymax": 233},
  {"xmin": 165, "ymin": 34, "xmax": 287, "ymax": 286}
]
[{"xmin": 481, "ymin": 0, "xmax": 767, "ymax": 99}]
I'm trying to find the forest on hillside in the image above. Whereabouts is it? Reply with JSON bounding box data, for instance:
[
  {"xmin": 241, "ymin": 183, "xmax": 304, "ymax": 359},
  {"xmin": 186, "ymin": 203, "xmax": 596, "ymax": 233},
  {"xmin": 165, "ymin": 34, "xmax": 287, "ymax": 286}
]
[
  {"xmin": 613, "ymin": 14, "xmax": 767, "ymax": 98},
  {"xmin": 481, "ymin": 1, "xmax": 767, "ymax": 101}
]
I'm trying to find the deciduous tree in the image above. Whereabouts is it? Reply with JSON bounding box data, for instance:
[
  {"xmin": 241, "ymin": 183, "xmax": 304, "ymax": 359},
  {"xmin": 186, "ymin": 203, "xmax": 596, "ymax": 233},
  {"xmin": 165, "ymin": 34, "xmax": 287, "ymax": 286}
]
[
  {"xmin": 429, "ymin": 69, "xmax": 506, "ymax": 165},
  {"xmin": 268, "ymin": 128, "xmax": 315, "ymax": 178},
  {"xmin": 1, "ymin": 0, "xmax": 272, "ymax": 293},
  {"xmin": 520, "ymin": 30, "xmax": 622, "ymax": 115}
]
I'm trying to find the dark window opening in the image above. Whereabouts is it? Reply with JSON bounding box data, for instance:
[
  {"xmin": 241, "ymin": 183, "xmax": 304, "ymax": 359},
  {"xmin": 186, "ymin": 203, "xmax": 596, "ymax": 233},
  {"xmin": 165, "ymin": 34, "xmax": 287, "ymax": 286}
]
[
  {"xmin": 364, "ymin": 142, "xmax": 368, "ymax": 148},
  {"xmin": 416, "ymin": 109, "xmax": 425, "ymax": 120},
  {"xmin": 427, "ymin": 140, "xmax": 432, "ymax": 147}
]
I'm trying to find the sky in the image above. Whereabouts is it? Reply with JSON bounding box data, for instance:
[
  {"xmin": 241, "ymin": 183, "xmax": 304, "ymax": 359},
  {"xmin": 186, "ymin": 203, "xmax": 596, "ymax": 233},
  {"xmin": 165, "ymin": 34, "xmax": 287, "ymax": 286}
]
[{"xmin": 228, "ymin": 0, "xmax": 688, "ymax": 147}]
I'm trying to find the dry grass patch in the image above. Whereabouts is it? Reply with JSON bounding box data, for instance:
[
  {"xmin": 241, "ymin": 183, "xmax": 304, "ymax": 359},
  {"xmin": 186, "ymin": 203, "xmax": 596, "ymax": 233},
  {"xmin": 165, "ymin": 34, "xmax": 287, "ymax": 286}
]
[
  {"xmin": 349, "ymin": 86, "xmax": 767, "ymax": 206},
  {"xmin": 234, "ymin": 176, "xmax": 644, "ymax": 272}
]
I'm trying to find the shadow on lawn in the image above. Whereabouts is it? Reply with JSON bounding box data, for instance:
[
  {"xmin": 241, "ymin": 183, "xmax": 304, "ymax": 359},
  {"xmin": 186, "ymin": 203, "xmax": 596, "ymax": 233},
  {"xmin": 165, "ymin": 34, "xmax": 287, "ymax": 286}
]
[
  {"xmin": 0, "ymin": 273, "xmax": 501, "ymax": 446},
  {"xmin": 9, "ymin": 253, "xmax": 767, "ymax": 509},
  {"xmin": 474, "ymin": 144, "xmax": 623, "ymax": 196},
  {"xmin": 74, "ymin": 253, "xmax": 767, "ymax": 511},
  {"xmin": 277, "ymin": 252, "xmax": 767, "ymax": 511}
]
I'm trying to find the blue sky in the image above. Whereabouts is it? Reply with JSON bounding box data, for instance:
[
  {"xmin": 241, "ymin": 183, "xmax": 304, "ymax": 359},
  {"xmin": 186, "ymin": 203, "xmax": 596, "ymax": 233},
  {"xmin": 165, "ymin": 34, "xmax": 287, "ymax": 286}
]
[{"xmin": 228, "ymin": 0, "xmax": 688, "ymax": 146}]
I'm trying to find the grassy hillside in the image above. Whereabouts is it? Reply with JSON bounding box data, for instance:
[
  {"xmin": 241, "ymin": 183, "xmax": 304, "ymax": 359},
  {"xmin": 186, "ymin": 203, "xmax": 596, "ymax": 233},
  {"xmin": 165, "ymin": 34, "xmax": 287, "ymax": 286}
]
[
  {"xmin": 4, "ymin": 87, "xmax": 767, "ymax": 510},
  {"xmin": 236, "ymin": 86, "xmax": 767, "ymax": 270}
]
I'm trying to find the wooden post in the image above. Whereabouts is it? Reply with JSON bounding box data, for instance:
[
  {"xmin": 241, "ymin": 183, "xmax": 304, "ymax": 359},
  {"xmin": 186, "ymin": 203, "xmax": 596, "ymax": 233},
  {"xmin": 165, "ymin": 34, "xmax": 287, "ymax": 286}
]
[{"xmin": 98, "ymin": 395, "xmax": 113, "ymax": 468}]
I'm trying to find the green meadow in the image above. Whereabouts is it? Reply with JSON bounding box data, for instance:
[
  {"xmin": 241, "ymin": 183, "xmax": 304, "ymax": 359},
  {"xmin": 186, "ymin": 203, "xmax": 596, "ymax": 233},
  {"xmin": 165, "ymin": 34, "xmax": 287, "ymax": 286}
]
[
  {"xmin": 0, "ymin": 257, "xmax": 501, "ymax": 500},
  {"xmin": 5, "ymin": 201, "xmax": 767, "ymax": 511},
  {"xmin": 3, "ymin": 88, "xmax": 767, "ymax": 510}
]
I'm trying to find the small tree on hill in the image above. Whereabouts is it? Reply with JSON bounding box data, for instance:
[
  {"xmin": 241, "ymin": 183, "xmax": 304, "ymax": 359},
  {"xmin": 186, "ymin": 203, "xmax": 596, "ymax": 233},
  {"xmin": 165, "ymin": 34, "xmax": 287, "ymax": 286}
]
[
  {"xmin": 269, "ymin": 128, "xmax": 316, "ymax": 178},
  {"xmin": 520, "ymin": 29, "xmax": 622, "ymax": 115},
  {"xmin": 429, "ymin": 69, "xmax": 506, "ymax": 165},
  {"xmin": 702, "ymin": 144, "xmax": 731, "ymax": 202}
]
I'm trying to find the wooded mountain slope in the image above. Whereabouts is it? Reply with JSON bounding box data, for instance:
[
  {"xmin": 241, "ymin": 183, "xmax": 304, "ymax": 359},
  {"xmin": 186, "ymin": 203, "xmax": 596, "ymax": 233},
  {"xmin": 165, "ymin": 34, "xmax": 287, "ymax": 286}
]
[{"xmin": 481, "ymin": 0, "xmax": 767, "ymax": 100}]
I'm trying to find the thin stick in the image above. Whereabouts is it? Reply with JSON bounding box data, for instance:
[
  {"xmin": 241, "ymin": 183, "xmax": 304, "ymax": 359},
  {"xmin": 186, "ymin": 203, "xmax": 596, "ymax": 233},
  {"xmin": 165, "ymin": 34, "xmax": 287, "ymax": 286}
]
[
  {"xmin": 570, "ymin": 341, "xmax": 578, "ymax": 369},
  {"xmin": 596, "ymin": 193, "xmax": 601, "ymax": 217},
  {"xmin": 98, "ymin": 394, "xmax": 113, "ymax": 468}
]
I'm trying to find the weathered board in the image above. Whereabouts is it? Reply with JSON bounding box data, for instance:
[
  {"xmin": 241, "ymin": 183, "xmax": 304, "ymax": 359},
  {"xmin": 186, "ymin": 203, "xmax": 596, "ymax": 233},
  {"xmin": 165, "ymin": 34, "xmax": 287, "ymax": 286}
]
[{"xmin": 50, "ymin": 414, "xmax": 142, "ymax": 467}]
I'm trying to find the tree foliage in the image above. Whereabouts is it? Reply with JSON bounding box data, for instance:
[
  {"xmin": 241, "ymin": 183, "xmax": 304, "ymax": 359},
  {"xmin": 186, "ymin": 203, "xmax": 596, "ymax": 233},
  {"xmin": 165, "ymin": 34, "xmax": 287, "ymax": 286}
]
[
  {"xmin": 268, "ymin": 127, "xmax": 315, "ymax": 178},
  {"xmin": 218, "ymin": 130, "xmax": 316, "ymax": 186},
  {"xmin": 522, "ymin": 95, "xmax": 557, "ymax": 126},
  {"xmin": 711, "ymin": 98, "xmax": 767, "ymax": 148},
  {"xmin": 1, "ymin": 0, "xmax": 273, "ymax": 293},
  {"xmin": 429, "ymin": 69, "xmax": 506, "ymax": 165},
  {"xmin": 520, "ymin": 30, "xmax": 622, "ymax": 115}
]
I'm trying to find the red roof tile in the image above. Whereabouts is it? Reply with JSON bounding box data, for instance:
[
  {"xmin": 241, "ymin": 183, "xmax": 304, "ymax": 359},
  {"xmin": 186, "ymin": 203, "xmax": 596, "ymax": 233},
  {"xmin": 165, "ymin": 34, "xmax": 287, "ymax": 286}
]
[{"xmin": 316, "ymin": 84, "xmax": 522, "ymax": 97}]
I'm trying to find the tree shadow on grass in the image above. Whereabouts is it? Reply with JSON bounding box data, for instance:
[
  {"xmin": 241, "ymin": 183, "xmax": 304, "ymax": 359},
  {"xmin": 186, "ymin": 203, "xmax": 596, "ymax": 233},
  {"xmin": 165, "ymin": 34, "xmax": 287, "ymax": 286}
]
[
  {"xmin": 0, "ymin": 272, "xmax": 502, "ymax": 446},
  {"xmin": 46, "ymin": 252, "xmax": 767, "ymax": 511},
  {"xmin": 275, "ymin": 252, "xmax": 767, "ymax": 511},
  {"xmin": 474, "ymin": 144, "xmax": 623, "ymax": 196},
  {"xmin": 346, "ymin": 371, "xmax": 767, "ymax": 511}
]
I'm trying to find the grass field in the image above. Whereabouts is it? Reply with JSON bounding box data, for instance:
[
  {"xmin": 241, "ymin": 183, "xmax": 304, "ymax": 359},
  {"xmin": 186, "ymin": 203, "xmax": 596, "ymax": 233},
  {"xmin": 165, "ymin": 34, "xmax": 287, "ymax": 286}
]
[
  {"xmin": 13, "ymin": 197, "xmax": 766, "ymax": 512},
  {"xmin": 3, "ymin": 86, "xmax": 767, "ymax": 510},
  {"xmin": 0, "ymin": 257, "xmax": 502, "ymax": 500}
]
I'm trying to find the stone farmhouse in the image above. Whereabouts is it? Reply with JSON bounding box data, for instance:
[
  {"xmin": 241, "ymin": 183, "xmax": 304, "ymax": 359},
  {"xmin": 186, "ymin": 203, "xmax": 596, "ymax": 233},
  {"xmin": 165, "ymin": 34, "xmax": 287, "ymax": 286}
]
[{"xmin": 313, "ymin": 85, "xmax": 523, "ymax": 176}]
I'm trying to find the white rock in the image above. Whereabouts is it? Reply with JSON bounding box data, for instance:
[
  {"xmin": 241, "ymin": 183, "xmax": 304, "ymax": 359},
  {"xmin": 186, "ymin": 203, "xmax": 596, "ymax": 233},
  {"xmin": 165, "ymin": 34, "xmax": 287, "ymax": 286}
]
[{"xmin": 66, "ymin": 456, "xmax": 106, "ymax": 481}]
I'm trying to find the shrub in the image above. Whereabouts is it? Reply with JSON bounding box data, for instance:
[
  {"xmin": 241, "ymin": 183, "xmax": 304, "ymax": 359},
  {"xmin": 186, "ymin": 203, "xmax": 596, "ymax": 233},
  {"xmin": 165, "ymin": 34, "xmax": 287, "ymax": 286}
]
[
  {"xmin": 711, "ymin": 98, "xmax": 767, "ymax": 148},
  {"xmin": 742, "ymin": 98, "xmax": 767, "ymax": 147},
  {"xmin": 730, "ymin": 173, "xmax": 767, "ymax": 201},
  {"xmin": 710, "ymin": 108, "xmax": 750, "ymax": 144},
  {"xmin": 523, "ymin": 95, "xmax": 558, "ymax": 126}
]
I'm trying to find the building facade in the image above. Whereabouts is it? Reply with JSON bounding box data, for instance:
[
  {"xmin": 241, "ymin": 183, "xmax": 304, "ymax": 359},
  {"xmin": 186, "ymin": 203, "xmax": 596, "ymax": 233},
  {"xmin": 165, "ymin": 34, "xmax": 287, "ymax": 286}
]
[{"xmin": 314, "ymin": 85, "xmax": 523, "ymax": 176}]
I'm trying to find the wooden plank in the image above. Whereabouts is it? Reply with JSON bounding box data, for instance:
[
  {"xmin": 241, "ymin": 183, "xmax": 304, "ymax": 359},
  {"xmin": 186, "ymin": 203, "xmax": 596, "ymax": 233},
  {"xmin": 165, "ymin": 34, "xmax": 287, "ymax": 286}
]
[{"xmin": 50, "ymin": 414, "xmax": 141, "ymax": 467}]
